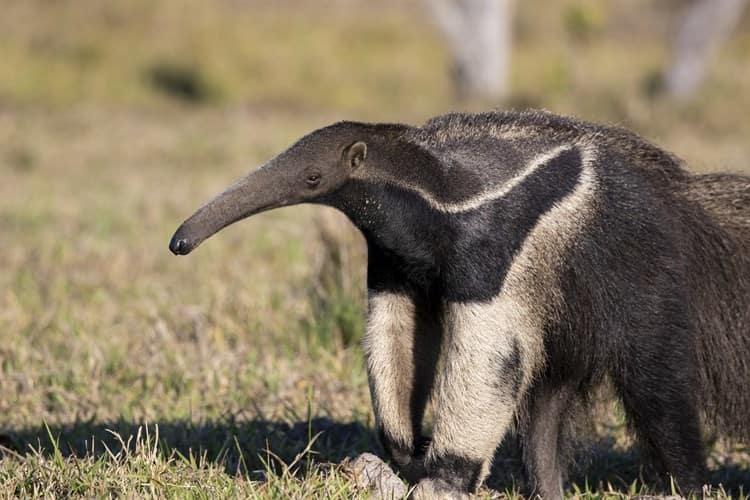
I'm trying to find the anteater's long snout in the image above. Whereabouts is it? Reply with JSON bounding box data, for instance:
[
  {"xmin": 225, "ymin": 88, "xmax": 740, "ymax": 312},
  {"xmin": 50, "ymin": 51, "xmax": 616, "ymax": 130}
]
[{"xmin": 168, "ymin": 164, "xmax": 288, "ymax": 256}]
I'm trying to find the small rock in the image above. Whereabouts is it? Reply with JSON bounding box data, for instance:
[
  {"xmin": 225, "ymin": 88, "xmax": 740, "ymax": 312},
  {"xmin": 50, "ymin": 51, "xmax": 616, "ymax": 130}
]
[{"xmin": 344, "ymin": 452, "xmax": 409, "ymax": 499}]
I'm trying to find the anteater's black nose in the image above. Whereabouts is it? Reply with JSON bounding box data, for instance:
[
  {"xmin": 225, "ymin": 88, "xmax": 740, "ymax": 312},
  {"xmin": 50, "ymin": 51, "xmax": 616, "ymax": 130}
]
[{"xmin": 169, "ymin": 235, "xmax": 190, "ymax": 255}]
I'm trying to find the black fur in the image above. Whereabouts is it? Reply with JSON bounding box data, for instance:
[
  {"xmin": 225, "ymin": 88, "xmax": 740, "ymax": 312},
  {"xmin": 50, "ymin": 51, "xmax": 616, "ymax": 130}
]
[
  {"xmin": 443, "ymin": 147, "xmax": 582, "ymax": 301},
  {"xmin": 330, "ymin": 146, "xmax": 583, "ymax": 301},
  {"xmin": 427, "ymin": 453, "xmax": 485, "ymax": 492},
  {"xmin": 496, "ymin": 338, "xmax": 522, "ymax": 397}
]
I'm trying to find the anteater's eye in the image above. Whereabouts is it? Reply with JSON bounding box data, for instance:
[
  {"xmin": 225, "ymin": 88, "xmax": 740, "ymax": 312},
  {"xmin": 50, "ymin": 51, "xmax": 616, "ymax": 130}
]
[{"xmin": 306, "ymin": 173, "xmax": 321, "ymax": 187}]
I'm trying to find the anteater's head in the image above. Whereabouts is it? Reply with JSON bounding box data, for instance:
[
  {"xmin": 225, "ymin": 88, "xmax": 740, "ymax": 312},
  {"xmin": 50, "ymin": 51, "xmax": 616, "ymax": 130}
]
[{"xmin": 169, "ymin": 123, "xmax": 368, "ymax": 255}]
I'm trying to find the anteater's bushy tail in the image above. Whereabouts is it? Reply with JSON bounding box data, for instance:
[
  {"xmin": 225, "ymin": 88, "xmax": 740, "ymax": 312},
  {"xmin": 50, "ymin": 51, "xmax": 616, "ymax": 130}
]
[{"xmin": 682, "ymin": 173, "xmax": 750, "ymax": 441}]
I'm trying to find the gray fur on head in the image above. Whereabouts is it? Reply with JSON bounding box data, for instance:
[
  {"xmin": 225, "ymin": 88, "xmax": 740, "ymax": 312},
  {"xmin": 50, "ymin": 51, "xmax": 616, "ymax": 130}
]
[{"xmin": 170, "ymin": 110, "xmax": 750, "ymax": 498}]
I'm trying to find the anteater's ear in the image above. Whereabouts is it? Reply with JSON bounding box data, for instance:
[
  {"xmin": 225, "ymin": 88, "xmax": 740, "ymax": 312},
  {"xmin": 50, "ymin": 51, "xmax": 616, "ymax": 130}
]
[{"xmin": 345, "ymin": 141, "xmax": 367, "ymax": 171}]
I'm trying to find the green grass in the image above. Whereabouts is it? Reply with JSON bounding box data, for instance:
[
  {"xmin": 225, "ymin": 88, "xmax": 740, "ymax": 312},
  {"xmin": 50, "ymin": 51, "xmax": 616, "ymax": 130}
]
[{"xmin": 1, "ymin": 0, "xmax": 749, "ymax": 497}]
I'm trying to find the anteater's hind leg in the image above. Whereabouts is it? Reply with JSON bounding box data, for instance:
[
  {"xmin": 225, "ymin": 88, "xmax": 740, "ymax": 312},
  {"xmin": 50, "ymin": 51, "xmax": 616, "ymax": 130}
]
[
  {"xmin": 519, "ymin": 383, "xmax": 575, "ymax": 500},
  {"xmin": 363, "ymin": 288, "xmax": 441, "ymax": 481},
  {"xmin": 613, "ymin": 325, "xmax": 707, "ymax": 493}
]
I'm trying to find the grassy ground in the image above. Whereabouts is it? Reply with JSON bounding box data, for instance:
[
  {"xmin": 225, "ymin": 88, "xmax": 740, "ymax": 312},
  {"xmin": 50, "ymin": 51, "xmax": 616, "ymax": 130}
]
[{"xmin": 1, "ymin": 0, "xmax": 749, "ymax": 497}]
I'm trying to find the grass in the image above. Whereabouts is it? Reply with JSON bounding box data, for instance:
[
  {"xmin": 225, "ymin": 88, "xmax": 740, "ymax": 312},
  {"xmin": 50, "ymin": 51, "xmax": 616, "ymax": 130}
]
[{"xmin": 1, "ymin": 0, "xmax": 749, "ymax": 497}]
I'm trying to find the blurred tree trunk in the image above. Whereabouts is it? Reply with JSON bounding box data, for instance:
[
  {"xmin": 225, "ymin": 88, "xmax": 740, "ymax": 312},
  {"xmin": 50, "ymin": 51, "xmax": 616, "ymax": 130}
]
[
  {"xmin": 426, "ymin": 0, "xmax": 513, "ymax": 101},
  {"xmin": 665, "ymin": 0, "xmax": 749, "ymax": 99}
]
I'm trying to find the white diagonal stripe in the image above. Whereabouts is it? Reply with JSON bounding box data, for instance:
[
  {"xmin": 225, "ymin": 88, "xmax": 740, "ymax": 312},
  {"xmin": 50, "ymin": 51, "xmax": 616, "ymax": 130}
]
[{"xmin": 357, "ymin": 144, "xmax": 585, "ymax": 214}]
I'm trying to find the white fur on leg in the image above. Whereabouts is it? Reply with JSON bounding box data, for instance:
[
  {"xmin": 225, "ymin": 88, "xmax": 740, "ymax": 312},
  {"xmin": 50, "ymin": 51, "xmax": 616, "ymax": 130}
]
[{"xmin": 363, "ymin": 291, "xmax": 421, "ymax": 454}]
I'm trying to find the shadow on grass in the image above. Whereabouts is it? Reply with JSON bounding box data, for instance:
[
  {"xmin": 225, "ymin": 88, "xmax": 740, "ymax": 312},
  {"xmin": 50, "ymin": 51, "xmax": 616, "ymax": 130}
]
[
  {"xmin": 1, "ymin": 420, "xmax": 748, "ymax": 495},
  {"xmin": 0, "ymin": 417, "xmax": 380, "ymax": 481}
]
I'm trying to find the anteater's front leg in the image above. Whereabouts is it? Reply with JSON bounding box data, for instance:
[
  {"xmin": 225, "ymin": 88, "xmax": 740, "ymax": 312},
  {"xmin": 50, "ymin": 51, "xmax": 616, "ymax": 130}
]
[
  {"xmin": 363, "ymin": 288, "xmax": 441, "ymax": 480},
  {"xmin": 414, "ymin": 300, "xmax": 535, "ymax": 499}
]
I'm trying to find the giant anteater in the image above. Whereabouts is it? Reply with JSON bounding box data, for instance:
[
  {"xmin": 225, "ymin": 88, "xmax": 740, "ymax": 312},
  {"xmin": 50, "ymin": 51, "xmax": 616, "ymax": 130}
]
[{"xmin": 170, "ymin": 110, "xmax": 750, "ymax": 499}]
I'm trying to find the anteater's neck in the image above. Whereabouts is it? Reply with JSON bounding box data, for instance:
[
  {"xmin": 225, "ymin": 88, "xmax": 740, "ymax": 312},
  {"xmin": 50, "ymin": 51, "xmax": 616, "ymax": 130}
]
[{"xmin": 320, "ymin": 135, "xmax": 448, "ymax": 291}]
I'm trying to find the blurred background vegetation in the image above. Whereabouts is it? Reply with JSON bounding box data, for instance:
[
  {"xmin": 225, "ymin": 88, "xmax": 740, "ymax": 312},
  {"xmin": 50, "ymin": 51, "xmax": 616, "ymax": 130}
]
[{"xmin": 1, "ymin": 0, "xmax": 749, "ymax": 497}]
